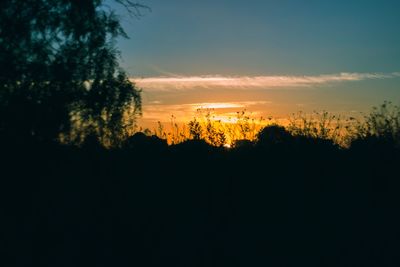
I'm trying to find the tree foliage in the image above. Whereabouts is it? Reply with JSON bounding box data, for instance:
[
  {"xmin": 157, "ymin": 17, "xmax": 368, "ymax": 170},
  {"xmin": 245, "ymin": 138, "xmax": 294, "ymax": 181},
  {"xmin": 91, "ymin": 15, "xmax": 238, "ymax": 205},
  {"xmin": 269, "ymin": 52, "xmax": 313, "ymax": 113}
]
[{"xmin": 0, "ymin": 0, "xmax": 144, "ymax": 145}]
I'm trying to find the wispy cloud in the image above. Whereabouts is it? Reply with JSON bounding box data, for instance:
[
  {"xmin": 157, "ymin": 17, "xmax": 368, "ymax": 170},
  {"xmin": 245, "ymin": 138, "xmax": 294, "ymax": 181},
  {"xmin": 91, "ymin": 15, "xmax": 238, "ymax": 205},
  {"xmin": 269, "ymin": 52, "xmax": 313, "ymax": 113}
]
[
  {"xmin": 188, "ymin": 101, "xmax": 270, "ymax": 110},
  {"xmin": 133, "ymin": 72, "xmax": 400, "ymax": 91},
  {"xmin": 141, "ymin": 101, "xmax": 271, "ymax": 123}
]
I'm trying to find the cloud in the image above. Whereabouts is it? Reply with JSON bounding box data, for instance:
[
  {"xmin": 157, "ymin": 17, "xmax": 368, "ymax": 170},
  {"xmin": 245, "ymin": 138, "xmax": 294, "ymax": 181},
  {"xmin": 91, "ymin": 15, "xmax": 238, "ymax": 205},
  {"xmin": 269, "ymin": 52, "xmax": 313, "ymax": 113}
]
[
  {"xmin": 141, "ymin": 101, "xmax": 271, "ymax": 123},
  {"xmin": 133, "ymin": 72, "xmax": 400, "ymax": 92}
]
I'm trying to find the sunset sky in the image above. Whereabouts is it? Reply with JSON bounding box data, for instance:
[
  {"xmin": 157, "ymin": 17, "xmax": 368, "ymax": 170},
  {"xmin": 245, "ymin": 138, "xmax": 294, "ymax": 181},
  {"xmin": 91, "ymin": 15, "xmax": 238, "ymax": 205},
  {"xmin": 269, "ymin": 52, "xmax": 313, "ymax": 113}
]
[{"xmin": 111, "ymin": 0, "xmax": 400, "ymax": 128}]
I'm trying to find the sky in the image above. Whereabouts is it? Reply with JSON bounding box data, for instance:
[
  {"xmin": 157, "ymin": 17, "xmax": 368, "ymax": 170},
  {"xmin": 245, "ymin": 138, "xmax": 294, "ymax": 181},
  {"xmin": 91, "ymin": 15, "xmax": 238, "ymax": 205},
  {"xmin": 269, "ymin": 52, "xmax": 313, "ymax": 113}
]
[{"xmin": 110, "ymin": 0, "xmax": 400, "ymax": 128}]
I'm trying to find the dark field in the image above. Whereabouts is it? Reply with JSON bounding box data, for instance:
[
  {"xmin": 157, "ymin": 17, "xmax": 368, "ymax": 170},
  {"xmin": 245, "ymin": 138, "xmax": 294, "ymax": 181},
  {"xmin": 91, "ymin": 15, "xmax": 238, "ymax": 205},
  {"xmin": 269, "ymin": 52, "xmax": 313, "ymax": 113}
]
[{"xmin": 2, "ymin": 132, "xmax": 400, "ymax": 266}]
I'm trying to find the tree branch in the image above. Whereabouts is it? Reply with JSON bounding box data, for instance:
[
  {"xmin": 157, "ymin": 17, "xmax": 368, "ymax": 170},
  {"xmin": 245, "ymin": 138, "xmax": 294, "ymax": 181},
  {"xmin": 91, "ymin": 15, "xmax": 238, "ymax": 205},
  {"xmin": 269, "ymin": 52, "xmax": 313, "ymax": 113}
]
[{"xmin": 114, "ymin": 0, "xmax": 151, "ymax": 18}]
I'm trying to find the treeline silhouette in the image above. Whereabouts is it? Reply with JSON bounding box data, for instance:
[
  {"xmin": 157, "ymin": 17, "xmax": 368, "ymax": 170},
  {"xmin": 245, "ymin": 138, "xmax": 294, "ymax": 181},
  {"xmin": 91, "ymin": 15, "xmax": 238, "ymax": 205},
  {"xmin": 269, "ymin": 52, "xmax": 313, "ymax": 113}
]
[{"xmin": 1, "ymin": 113, "xmax": 400, "ymax": 266}]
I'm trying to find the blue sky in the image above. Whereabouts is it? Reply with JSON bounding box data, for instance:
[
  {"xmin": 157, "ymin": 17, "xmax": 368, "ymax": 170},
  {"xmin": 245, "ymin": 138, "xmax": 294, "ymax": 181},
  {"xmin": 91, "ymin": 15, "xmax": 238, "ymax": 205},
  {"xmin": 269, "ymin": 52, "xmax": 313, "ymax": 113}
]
[
  {"xmin": 108, "ymin": 0, "xmax": 400, "ymax": 126},
  {"xmin": 115, "ymin": 0, "xmax": 400, "ymax": 76}
]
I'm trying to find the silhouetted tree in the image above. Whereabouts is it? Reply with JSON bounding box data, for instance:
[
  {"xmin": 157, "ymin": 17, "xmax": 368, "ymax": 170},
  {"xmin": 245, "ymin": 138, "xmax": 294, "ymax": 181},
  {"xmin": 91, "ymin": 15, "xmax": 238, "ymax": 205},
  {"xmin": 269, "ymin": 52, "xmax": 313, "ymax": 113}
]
[
  {"xmin": 256, "ymin": 125, "xmax": 293, "ymax": 147},
  {"xmin": 352, "ymin": 101, "xmax": 400, "ymax": 149},
  {"xmin": 123, "ymin": 132, "xmax": 168, "ymax": 151},
  {"xmin": 0, "ymin": 0, "xmax": 146, "ymax": 145}
]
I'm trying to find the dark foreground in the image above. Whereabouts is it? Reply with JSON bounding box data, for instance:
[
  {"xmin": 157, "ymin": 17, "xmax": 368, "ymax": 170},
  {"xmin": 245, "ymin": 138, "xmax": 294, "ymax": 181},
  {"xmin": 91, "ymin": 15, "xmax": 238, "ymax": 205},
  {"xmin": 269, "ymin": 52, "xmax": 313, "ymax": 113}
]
[{"xmin": 2, "ymin": 135, "xmax": 400, "ymax": 267}]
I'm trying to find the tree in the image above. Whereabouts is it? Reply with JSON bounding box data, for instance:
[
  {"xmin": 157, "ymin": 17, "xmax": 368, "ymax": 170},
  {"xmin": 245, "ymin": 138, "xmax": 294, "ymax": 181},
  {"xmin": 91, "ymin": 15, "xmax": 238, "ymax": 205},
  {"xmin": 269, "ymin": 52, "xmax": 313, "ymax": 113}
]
[{"xmin": 0, "ymin": 0, "xmax": 146, "ymax": 146}]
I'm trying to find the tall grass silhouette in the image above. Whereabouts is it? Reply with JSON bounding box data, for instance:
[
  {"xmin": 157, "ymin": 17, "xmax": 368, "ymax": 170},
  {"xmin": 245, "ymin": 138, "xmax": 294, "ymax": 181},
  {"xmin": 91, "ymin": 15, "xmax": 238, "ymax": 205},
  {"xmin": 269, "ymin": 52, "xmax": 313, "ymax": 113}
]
[{"xmin": 133, "ymin": 102, "xmax": 400, "ymax": 149}]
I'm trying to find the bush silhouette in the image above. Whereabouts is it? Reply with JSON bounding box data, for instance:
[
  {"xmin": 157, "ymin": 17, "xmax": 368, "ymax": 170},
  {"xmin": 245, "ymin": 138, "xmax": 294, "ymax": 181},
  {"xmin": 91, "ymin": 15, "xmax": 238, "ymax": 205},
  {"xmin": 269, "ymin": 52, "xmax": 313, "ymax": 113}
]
[
  {"xmin": 171, "ymin": 139, "xmax": 214, "ymax": 154},
  {"xmin": 233, "ymin": 139, "xmax": 254, "ymax": 149},
  {"xmin": 123, "ymin": 132, "xmax": 167, "ymax": 151},
  {"xmin": 256, "ymin": 124, "xmax": 293, "ymax": 147},
  {"xmin": 352, "ymin": 101, "xmax": 400, "ymax": 149}
]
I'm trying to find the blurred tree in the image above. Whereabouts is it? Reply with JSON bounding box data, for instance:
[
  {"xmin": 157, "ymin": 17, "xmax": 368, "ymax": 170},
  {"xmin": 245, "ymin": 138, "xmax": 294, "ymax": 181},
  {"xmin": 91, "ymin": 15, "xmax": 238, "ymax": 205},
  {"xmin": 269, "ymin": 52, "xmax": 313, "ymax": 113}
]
[{"xmin": 0, "ymin": 0, "xmax": 146, "ymax": 145}]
